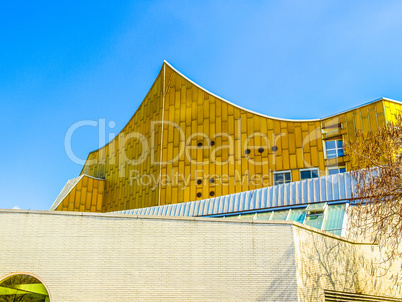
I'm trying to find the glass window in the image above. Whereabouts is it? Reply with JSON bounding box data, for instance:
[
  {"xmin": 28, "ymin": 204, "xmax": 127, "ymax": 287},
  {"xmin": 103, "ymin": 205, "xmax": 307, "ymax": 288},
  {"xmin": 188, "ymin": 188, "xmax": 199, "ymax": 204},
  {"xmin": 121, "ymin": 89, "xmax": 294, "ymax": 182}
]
[
  {"xmin": 305, "ymin": 202, "xmax": 327, "ymax": 212},
  {"xmin": 256, "ymin": 212, "xmax": 272, "ymax": 220},
  {"xmin": 273, "ymin": 171, "xmax": 291, "ymax": 185},
  {"xmin": 287, "ymin": 208, "xmax": 306, "ymax": 223},
  {"xmin": 326, "ymin": 140, "xmax": 335, "ymax": 149},
  {"xmin": 223, "ymin": 215, "xmax": 239, "ymax": 219},
  {"xmin": 325, "ymin": 139, "xmax": 345, "ymax": 159},
  {"xmin": 304, "ymin": 202, "xmax": 327, "ymax": 230},
  {"xmin": 239, "ymin": 213, "xmax": 256, "ymax": 219},
  {"xmin": 305, "ymin": 213, "xmax": 324, "ymax": 229},
  {"xmin": 322, "ymin": 203, "xmax": 346, "ymax": 236},
  {"xmin": 328, "ymin": 167, "xmax": 346, "ymax": 175},
  {"xmin": 0, "ymin": 274, "xmax": 50, "ymax": 301},
  {"xmin": 300, "ymin": 168, "xmax": 319, "ymax": 180},
  {"xmin": 270, "ymin": 210, "xmax": 289, "ymax": 220}
]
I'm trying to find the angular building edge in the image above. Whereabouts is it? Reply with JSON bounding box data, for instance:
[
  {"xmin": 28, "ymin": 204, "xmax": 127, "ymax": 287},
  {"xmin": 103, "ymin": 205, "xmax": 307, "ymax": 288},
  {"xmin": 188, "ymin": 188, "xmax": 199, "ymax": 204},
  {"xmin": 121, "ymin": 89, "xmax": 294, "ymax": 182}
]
[
  {"xmin": 51, "ymin": 174, "xmax": 104, "ymax": 212},
  {"xmin": 52, "ymin": 61, "xmax": 402, "ymax": 212}
]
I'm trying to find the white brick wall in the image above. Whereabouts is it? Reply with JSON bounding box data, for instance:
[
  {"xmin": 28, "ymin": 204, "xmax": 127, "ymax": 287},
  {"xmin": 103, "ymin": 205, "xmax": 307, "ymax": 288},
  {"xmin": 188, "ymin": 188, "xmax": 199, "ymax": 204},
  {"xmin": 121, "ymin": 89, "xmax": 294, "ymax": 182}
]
[
  {"xmin": 1, "ymin": 210, "xmax": 400, "ymax": 301},
  {"xmin": 0, "ymin": 210, "xmax": 298, "ymax": 301},
  {"xmin": 293, "ymin": 224, "xmax": 402, "ymax": 301}
]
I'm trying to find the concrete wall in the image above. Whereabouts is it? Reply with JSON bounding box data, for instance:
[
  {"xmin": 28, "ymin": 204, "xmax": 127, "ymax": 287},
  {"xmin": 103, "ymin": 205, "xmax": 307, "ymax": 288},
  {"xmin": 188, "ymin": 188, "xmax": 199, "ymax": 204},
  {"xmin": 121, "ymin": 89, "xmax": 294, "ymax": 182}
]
[
  {"xmin": 0, "ymin": 209, "xmax": 400, "ymax": 301},
  {"xmin": 293, "ymin": 225, "xmax": 401, "ymax": 301},
  {"xmin": 0, "ymin": 210, "xmax": 298, "ymax": 301}
]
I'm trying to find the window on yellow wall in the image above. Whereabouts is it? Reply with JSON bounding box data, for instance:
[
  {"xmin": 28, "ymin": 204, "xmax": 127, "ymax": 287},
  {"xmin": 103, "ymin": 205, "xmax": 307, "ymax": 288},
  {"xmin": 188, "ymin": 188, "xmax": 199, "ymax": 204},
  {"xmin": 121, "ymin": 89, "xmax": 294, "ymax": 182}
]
[
  {"xmin": 300, "ymin": 168, "xmax": 319, "ymax": 180},
  {"xmin": 325, "ymin": 140, "xmax": 345, "ymax": 159},
  {"xmin": 273, "ymin": 171, "xmax": 291, "ymax": 185},
  {"xmin": 328, "ymin": 166, "xmax": 346, "ymax": 175}
]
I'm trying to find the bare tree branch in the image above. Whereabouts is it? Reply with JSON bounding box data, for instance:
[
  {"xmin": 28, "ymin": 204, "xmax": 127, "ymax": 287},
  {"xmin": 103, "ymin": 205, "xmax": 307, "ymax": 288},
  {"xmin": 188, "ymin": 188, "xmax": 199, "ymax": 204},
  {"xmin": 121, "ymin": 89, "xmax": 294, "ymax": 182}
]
[{"xmin": 346, "ymin": 115, "xmax": 402, "ymax": 284}]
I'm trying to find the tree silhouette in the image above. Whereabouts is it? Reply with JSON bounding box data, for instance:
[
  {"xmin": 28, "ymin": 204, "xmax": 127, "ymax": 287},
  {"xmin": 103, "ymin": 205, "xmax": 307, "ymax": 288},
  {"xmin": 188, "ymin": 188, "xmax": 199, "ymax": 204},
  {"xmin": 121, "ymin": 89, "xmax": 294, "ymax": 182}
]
[{"xmin": 346, "ymin": 115, "xmax": 402, "ymax": 284}]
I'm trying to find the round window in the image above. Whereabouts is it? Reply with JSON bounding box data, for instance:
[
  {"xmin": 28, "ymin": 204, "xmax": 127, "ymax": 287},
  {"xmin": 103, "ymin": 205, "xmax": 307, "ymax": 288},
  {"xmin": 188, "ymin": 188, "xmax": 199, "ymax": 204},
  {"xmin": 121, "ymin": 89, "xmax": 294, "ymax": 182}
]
[{"xmin": 0, "ymin": 273, "xmax": 50, "ymax": 301}]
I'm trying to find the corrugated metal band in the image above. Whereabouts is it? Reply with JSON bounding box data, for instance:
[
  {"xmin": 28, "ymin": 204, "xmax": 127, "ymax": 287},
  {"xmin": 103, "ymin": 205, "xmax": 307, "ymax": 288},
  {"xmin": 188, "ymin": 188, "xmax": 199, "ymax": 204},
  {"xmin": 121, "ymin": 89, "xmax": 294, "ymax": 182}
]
[{"xmin": 112, "ymin": 172, "xmax": 356, "ymax": 217}]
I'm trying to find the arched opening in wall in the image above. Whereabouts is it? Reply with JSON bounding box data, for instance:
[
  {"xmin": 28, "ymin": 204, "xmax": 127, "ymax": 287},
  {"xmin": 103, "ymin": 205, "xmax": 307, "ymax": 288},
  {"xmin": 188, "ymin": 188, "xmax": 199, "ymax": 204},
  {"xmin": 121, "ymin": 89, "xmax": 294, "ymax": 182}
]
[{"xmin": 0, "ymin": 273, "xmax": 50, "ymax": 302}]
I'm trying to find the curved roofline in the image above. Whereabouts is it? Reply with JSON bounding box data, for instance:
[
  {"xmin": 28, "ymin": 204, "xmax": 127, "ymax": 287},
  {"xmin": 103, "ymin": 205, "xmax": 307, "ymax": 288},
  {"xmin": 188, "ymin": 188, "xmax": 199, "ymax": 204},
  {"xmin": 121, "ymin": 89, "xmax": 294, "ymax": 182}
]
[
  {"xmin": 163, "ymin": 60, "xmax": 319, "ymax": 122},
  {"xmin": 164, "ymin": 60, "xmax": 401, "ymax": 122},
  {"xmin": 80, "ymin": 60, "xmax": 401, "ymax": 168},
  {"xmin": 79, "ymin": 64, "xmax": 165, "ymax": 172}
]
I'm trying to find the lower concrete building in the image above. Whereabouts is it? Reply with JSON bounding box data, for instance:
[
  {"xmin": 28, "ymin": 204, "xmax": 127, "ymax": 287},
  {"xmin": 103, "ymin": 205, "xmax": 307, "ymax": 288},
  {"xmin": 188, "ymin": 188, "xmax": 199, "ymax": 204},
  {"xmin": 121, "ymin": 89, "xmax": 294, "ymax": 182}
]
[
  {"xmin": 0, "ymin": 209, "xmax": 401, "ymax": 301},
  {"xmin": 2, "ymin": 171, "xmax": 402, "ymax": 301}
]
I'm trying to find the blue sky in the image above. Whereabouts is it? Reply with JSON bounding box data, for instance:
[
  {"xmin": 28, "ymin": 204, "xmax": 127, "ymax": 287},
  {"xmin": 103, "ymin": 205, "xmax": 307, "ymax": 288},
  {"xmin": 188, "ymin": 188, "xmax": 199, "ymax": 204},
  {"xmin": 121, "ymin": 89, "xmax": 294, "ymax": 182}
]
[{"xmin": 1, "ymin": 0, "xmax": 402, "ymax": 210}]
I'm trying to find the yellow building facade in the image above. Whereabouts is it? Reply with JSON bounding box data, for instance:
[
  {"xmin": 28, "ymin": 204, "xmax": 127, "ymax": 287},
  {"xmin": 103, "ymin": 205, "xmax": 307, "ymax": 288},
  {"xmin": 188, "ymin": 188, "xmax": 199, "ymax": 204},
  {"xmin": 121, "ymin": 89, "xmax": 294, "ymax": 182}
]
[{"xmin": 52, "ymin": 61, "xmax": 402, "ymax": 213}]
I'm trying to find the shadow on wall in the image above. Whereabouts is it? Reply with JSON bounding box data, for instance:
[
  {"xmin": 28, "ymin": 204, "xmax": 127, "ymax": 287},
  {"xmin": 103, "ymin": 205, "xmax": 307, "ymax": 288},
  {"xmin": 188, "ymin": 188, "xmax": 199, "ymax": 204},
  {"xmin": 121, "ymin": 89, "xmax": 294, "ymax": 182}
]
[
  {"xmin": 257, "ymin": 245, "xmax": 298, "ymax": 301},
  {"xmin": 295, "ymin": 227, "xmax": 401, "ymax": 301}
]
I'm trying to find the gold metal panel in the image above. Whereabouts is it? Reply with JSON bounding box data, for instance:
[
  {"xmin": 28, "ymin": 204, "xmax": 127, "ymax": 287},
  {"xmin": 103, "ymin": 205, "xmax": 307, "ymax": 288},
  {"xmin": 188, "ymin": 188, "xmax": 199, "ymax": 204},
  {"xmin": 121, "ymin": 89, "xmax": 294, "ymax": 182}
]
[{"xmin": 54, "ymin": 62, "xmax": 400, "ymax": 213}]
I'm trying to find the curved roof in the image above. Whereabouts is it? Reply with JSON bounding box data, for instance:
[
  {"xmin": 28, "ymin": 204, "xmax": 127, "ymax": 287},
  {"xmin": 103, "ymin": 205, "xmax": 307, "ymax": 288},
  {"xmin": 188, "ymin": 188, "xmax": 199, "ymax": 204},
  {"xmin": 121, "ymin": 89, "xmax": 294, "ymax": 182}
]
[
  {"xmin": 81, "ymin": 60, "xmax": 401, "ymax": 164},
  {"xmin": 164, "ymin": 60, "xmax": 400, "ymax": 122}
]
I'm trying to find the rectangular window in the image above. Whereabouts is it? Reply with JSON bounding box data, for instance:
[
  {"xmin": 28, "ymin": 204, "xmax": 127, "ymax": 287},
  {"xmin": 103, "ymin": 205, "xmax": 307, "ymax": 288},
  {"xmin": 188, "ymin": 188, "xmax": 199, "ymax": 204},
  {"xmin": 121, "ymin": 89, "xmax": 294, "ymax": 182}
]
[
  {"xmin": 239, "ymin": 213, "xmax": 256, "ymax": 219},
  {"xmin": 300, "ymin": 168, "xmax": 319, "ymax": 180},
  {"xmin": 270, "ymin": 210, "xmax": 289, "ymax": 220},
  {"xmin": 287, "ymin": 208, "xmax": 307, "ymax": 223},
  {"xmin": 325, "ymin": 139, "xmax": 345, "ymax": 159},
  {"xmin": 328, "ymin": 166, "xmax": 346, "ymax": 175},
  {"xmin": 305, "ymin": 214, "xmax": 325, "ymax": 230},
  {"xmin": 256, "ymin": 212, "xmax": 273, "ymax": 220},
  {"xmin": 273, "ymin": 171, "xmax": 291, "ymax": 185},
  {"xmin": 322, "ymin": 203, "xmax": 346, "ymax": 236},
  {"xmin": 304, "ymin": 202, "xmax": 327, "ymax": 230}
]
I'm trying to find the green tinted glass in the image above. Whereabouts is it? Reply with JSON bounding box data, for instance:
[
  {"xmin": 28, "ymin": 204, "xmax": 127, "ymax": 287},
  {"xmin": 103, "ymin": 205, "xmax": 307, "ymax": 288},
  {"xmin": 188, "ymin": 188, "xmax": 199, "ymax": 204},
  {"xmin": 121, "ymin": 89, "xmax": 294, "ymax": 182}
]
[
  {"xmin": 306, "ymin": 202, "xmax": 326, "ymax": 211},
  {"xmin": 270, "ymin": 210, "xmax": 289, "ymax": 220},
  {"xmin": 287, "ymin": 208, "xmax": 307, "ymax": 223},
  {"xmin": 256, "ymin": 212, "xmax": 272, "ymax": 220},
  {"xmin": 239, "ymin": 213, "xmax": 255, "ymax": 219},
  {"xmin": 323, "ymin": 204, "xmax": 346, "ymax": 235},
  {"xmin": 305, "ymin": 213, "xmax": 324, "ymax": 229}
]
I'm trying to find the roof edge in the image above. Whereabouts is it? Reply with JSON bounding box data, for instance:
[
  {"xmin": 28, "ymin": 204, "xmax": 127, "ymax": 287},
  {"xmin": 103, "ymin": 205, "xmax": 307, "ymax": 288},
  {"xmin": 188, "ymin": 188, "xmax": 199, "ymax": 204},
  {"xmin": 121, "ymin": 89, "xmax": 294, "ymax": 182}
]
[
  {"xmin": 49, "ymin": 174, "xmax": 104, "ymax": 211},
  {"xmin": 163, "ymin": 60, "xmax": 401, "ymax": 122},
  {"xmin": 163, "ymin": 61, "xmax": 319, "ymax": 122},
  {"xmin": 77, "ymin": 61, "xmax": 401, "ymax": 172},
  {"xmin": 320, "ymin": 97, "xmax": 401, "ymax": 120}
]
